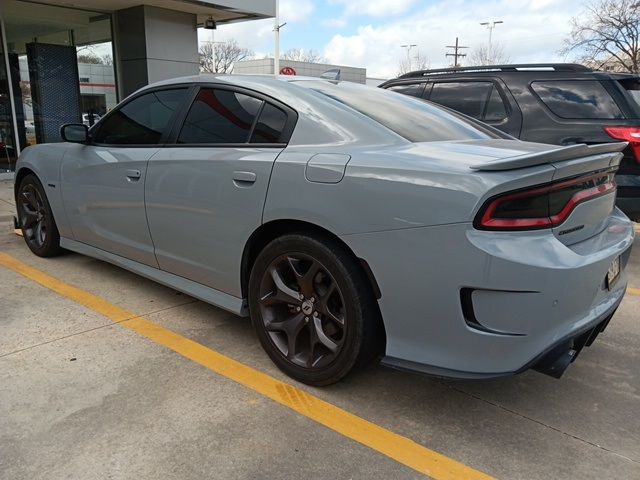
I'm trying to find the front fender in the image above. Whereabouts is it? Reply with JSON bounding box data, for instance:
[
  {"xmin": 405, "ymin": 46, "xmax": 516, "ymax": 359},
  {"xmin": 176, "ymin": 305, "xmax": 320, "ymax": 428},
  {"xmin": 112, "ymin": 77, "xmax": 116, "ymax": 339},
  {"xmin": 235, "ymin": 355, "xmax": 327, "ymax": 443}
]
[{"xmin": 15, "ymin": 143, "xmax": 72, "ymax": 238}]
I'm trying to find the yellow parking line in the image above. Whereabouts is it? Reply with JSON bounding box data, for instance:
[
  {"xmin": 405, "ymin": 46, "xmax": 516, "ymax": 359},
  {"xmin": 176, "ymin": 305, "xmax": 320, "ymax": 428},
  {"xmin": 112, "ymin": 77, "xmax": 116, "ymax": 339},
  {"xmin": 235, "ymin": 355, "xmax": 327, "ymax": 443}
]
[
  {"xmin": 0, "ymin": 252, "xmax": 493, "ymax": 480},
  {"xmin": 14, "ymin": 229, "xmax": 22, "ymax": 237},
  {"xmin": 628, "ymin": 287, "xmax": 640, "ymax": 296},
  {"xmin": 634, "ymin": 223, "xmax": 640, "ymax": 234}
]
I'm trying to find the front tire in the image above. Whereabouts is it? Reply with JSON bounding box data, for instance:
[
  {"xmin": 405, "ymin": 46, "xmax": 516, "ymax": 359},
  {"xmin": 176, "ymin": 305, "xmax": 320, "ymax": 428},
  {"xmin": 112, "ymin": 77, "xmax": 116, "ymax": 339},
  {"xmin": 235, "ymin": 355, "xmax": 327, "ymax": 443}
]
[
  {"xmin": 17, "ymin": 174, "xmax": 63, "ymax": 257},
  {"xmin": 249, "ymin": 233, "xmax": 380, "ymax": 386}
]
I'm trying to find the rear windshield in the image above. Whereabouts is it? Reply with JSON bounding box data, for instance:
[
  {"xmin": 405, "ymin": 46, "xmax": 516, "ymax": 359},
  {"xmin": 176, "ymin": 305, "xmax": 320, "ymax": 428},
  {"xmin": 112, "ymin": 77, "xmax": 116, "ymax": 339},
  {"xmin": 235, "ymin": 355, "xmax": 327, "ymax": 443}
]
[{"xmin": 295, "ymin": 80, "xmax": 501, "ymax": 142}]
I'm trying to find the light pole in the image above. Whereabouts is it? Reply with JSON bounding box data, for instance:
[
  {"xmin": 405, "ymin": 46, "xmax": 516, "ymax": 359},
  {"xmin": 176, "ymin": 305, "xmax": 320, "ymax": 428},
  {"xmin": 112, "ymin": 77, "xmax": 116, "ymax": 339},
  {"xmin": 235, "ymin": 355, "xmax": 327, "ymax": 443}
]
[
  {"xmin": 400, "ymin": 44, "xmax": 417, "ymax": 70},
  {"xmin": 273, "ymin": 0, "xmax": 287, "ymax": 75},
  {"xmin": 479, "ymin": 20, "xmax": 503, "ymax": 63}
]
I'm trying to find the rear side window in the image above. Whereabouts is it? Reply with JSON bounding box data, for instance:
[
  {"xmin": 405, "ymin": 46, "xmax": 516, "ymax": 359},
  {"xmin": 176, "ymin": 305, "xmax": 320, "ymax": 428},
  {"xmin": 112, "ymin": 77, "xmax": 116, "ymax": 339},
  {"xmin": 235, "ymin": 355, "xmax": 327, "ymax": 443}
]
[
  {"xmin": 250, "ymin": 104, "xmax": 288, "ymax": 143},
  {"xmin": 178, "ymin": 89, "xmax": 263, "ymax": 144},
  {"xmin": 387, "ymin": 83, "xmax": 426, "ymax": 98},
  {"xmin": 94, "ymin": 88, "xmax": 187, "ymax": 144},
  {"xmin": 429, "ymin": 82, "xmax": 495, "ymax": 120},
  {"xmin": 484, "ymin": 87, "xmax": 508, "ymax": 121},
  {"xmin": 531, "ymin": 80, "xmax": 623, "ymax": 119}
]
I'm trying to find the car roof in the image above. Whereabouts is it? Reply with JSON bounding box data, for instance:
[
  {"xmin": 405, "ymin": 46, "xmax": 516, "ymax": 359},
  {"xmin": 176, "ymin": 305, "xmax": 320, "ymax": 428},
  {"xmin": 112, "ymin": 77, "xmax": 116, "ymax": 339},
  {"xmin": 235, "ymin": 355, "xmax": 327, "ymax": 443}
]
[{"xmin": 383, "ymin": 64, "xmax": 640, "ymax": 85}]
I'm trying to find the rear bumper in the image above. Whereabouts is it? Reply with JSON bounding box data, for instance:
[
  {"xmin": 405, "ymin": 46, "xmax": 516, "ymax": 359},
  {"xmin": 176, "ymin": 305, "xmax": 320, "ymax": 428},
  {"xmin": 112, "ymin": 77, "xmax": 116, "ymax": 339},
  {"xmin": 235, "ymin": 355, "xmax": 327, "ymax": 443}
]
[
  {"xmin": 343, "ymin": 208, "xmax": 634, "ymax": 379},
  {"xmin": 382, "ymin": 296, "xmax": 621, "ymax": 379}
]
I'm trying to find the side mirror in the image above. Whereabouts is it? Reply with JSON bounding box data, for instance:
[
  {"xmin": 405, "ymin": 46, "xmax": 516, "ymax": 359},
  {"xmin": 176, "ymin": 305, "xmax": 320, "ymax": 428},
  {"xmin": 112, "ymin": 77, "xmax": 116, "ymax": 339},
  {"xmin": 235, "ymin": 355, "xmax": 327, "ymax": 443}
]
[{"xmin": 60, "ymin": 124, "xmax": 89, "ymax": 143}]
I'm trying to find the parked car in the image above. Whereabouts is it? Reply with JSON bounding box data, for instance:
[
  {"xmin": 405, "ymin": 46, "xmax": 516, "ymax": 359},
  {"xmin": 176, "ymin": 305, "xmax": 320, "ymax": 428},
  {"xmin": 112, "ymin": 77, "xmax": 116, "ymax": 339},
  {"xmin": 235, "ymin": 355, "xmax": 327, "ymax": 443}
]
[
  {"xmin": 380, "ymin": 63, "xmax": 640, "ymax": 220},
  {"xmin": 14, "ymin": 75, "xmax": 634, "ymax": 385}
]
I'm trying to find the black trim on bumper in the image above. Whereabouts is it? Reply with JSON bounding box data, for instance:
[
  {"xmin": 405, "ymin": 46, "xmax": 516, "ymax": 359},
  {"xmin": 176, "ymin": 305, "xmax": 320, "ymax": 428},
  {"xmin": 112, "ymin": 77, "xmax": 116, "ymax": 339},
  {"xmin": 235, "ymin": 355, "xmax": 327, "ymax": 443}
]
[{"xmin": 381, "ymin": 294, "xmax": 624, "ymax": 381}]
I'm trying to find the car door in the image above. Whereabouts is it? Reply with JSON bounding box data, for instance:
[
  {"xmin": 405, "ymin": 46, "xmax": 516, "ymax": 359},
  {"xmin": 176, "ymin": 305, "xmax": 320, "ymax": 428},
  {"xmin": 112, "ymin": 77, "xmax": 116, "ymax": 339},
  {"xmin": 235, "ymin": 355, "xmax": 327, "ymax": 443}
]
[
  {"xmin": 145, "ymin": 86, "xmax": 295, "ymax": 296},
  {"xmin": 61, "ymin": 87, "xmax": 190, "ymax": 267}
]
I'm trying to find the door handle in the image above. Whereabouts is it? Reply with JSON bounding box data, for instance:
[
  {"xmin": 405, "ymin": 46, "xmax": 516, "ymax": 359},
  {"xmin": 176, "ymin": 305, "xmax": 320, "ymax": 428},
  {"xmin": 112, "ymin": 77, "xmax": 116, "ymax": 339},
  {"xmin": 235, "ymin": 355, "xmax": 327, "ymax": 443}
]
[
  {"xmin": 126, "ymin": 169, "xmax": 141, "ymax": 180},
  {"xmin": 233, "ymin": 171, "xmax": 257, "ymax": 185}
]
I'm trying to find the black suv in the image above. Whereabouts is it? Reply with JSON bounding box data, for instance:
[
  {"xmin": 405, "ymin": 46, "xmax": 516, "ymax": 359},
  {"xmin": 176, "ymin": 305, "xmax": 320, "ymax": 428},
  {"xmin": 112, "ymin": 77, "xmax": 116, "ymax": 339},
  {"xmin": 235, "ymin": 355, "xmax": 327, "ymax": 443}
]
[{"xmin": 380, "ymin": 64, "xmax": 640, "ymax": 220}]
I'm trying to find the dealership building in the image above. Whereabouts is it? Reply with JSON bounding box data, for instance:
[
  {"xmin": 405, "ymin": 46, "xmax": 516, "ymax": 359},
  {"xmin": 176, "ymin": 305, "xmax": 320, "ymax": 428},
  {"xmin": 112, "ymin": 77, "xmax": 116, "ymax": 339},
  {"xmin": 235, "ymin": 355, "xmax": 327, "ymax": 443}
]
[
  {"xmin": 0, "ymin": 0, "xmax": 275, "ymax": 172},
  {"xmin": 234, "ymin": 58, "xmax": 367, "ymax": 84}
]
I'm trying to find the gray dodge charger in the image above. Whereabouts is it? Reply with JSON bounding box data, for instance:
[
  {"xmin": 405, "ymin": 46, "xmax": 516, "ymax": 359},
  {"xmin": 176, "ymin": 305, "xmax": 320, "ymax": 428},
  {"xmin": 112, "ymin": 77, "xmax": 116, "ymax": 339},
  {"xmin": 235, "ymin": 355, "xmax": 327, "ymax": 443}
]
[{"xmin": 14, "ymin": 75, "xmax": 635, "ymax": 385}]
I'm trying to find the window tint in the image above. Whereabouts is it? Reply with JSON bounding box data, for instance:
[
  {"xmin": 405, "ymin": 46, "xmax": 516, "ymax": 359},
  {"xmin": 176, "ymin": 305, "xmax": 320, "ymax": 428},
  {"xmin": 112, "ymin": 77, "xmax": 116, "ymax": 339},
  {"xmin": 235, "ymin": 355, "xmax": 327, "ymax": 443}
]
[
  {"xmin": 615, "ymin": 78, "xmax": 640, "ymax": 117},
  {"xmin": 250, "ymin": 104, "xmax": 288, "ymax": 143},
  {"xmin": 531, "ymin": 81, "xmax": 623, "ymax": 119},
  {"xmin": 178, "ymin": 89, "xmax": 263, "ymax": 144},
  {"xmin": 387, "ymin": 83, "xmax": 426, "ymax": 98},
  {"xmin": 94, "ymin": 89, "xmax": 187, "ymax": 144},
  {"xmin": 298, "ymin": 80, "xmax": 500, "ymax": 142},
  {"xmin": 429, "ymin": 82, "xmax": 493, "ymax": 119},
  {"xmin": 484, "ymin": 87, "xmax": 508, "ymax": 121}
]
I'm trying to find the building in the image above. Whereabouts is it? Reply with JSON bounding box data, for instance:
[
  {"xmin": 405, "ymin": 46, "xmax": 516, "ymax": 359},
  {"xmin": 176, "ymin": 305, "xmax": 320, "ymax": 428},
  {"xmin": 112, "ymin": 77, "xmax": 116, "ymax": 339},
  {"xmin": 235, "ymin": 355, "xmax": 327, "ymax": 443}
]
[
  {"xmin": 234, "ymin": 58, "xmax": 367, "ymax": 84},
  {"xmin": 0, "ymin": 0, "xmax": 275, "ymax": 172}
]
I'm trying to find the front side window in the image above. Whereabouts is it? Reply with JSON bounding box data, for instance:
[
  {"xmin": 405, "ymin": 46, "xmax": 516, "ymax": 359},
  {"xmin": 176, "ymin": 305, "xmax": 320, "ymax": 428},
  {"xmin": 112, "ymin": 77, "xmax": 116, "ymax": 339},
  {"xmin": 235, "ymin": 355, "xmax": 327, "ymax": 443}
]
[
  {"xmin": 178, "ymin": 89, "xmax": 263, "ymax": 144},
  {"xmin": 429, "ymin": 82, "xmax": 494, "ymax": 120},
  {"xmin": 93, "ymin": 88, "xmax": 187, "ymax": 144},
  {"xmin": 531, "ymin": 80, "xmax": 623, "ymax": 119},
  {"xmin": 387, "ymin": 83, "xmax": 426, "ymax": 98}
]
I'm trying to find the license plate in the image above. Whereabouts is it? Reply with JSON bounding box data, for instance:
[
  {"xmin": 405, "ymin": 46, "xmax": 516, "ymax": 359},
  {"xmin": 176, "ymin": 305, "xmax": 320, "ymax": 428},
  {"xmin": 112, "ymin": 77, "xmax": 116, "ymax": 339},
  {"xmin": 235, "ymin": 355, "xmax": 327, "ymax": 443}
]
[{"xmin": 607, "ymin": 256, "xmax": 621, "ymax": 290}]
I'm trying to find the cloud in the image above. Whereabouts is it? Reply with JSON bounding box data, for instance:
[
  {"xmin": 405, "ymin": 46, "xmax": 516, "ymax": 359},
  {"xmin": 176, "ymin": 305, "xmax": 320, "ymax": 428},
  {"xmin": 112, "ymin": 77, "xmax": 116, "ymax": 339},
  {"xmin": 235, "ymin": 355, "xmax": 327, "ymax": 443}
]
[
  {"xmin": 322, "ymin": 17, "xmax": 348, "ymax": 28},
  {"xmin": 280, "ymin": 0, "xmax": 315, "ymax": 23},
  {"xmin": 323, "ymin": 0, "xmax": 586, "ymax": 79},
  {"xmin": 329, "ymin": 0, "xmax": 418, "ymax": 17},
  {"xmin": 200, "ymin": 0, "xmax": 315, "ymax": 56}
]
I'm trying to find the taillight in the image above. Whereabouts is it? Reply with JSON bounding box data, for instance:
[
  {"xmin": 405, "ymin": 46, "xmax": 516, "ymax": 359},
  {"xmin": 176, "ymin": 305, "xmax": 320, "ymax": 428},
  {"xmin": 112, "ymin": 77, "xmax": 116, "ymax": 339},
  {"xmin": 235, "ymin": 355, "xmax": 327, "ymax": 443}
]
[
  {"xmin": 475, "ymin": 171, "xmax": 616, "ymax": 231},
  {"xmin": 604, "ymin": 126, "xmax": 640, "ymax": 164}
]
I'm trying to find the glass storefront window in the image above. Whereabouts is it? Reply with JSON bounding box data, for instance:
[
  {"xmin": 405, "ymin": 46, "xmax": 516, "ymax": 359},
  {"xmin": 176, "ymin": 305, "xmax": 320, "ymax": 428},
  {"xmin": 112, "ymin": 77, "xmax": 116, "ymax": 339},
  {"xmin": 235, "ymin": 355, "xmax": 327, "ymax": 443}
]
[
  {"xmin": 1, "ymin": 0, "xmax": 116, "ymax": 171},
  {"xmin": 0, "ymin": 22, "xmax": 18, "ymax": 172}
]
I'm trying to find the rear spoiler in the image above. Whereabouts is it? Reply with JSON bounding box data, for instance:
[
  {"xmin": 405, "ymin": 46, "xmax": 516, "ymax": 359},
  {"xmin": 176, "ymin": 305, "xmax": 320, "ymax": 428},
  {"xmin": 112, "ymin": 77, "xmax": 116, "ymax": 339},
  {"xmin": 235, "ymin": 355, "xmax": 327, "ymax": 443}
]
[{"xmin": 469, "ymin": 142, "xmax": 628, "ymax": 171}]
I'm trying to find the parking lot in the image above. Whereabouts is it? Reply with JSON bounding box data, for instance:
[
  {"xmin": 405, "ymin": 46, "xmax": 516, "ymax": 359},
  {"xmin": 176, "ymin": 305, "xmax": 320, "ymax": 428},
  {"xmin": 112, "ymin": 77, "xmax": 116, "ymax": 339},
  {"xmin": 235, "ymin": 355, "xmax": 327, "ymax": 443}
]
[{"xmin": 0, "ymin": 177, "xmax": 639, "ymax": 480}]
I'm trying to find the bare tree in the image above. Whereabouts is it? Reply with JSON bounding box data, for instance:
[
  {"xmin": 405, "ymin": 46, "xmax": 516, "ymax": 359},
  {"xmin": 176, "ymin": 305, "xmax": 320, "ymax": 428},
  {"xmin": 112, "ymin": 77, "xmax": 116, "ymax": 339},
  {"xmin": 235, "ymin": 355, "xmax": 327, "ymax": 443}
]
[
  {"xmin": 397, "ymin": 51, "xmax": 429, "ymax": 75},
  {"xmin": 199, "ymin": 39, "xmax": 253, "ymax": 73},
  {"xmin": 469, "ymin": 43, "xmax": 510, "ymax": 66},
  {"xmin": 562, "ymin": 0, "xmax": 640, "ymax": 73},
  {"xmin": 281, "ymin": 48, "xmax": 325, "ymax": 63},
  {"xmin": 77, "ymin": 52, "xmax": 103, "ymax": 64}
]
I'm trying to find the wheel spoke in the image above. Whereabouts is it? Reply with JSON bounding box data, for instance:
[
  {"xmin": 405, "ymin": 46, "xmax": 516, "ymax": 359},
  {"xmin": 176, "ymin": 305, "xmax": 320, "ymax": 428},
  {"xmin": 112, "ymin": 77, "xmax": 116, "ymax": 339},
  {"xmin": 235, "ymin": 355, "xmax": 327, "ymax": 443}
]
[
  {"xmin": 298, "ymin": 260, "xmax": 322, "ymax": 298},
  {"xmin": 22, "ymin": 211, "xmax": 38, "ymax": 228},
  {"xmin": 284, "ymin": 313, "xmax": 306, "ymax": 359},
  {"xmin": 22, "ymin": 190, "xmax": 38, "ymax": 210},
  {"xmin": 313, "ymin": 317, "xmax": 339, "ymax": 352},
  {"xmin": 266, "ymin": 267, "xmax": 300, "ymax": 305},
  {"xmin": 35, "ymin": 222, "xmax": 44, "ymax": 246},
  {"xmin": 316, "ymin": 282, "xmax": 344, "ymax": 325}
]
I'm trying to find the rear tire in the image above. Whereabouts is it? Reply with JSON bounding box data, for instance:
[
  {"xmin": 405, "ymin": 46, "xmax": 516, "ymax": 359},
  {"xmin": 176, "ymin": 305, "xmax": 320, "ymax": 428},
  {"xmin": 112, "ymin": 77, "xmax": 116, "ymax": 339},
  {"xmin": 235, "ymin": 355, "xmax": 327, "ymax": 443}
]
[
  {"xmin": 249, "ymin": 233, "xmax": 381, "ymax": 386},
  {"xmin": 17, "ymin": 174, "xmax": 63, "ymax": 257}
]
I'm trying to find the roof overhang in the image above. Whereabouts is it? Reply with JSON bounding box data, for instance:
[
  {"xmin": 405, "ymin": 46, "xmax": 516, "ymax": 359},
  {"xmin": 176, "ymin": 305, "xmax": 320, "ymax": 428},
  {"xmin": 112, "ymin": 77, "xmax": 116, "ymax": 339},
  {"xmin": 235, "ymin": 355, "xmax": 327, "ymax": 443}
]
[{"xmin": 3, "ymin": 1, "xmax": 275, "ymax": 25}]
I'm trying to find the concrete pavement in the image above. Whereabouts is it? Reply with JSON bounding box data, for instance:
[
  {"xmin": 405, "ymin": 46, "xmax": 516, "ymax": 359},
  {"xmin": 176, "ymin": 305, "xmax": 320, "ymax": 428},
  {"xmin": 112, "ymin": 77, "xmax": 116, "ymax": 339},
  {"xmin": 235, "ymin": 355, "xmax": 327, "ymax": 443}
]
[{"xmin": 0, "ymin": 179, "xmax": 15, "ymax": 223}]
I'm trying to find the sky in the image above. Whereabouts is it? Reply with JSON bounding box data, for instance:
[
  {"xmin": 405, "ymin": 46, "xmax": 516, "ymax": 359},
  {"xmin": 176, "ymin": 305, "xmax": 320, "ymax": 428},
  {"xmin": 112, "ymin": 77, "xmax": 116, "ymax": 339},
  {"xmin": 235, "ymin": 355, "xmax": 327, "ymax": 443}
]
[{"xmin": 198, "ymin": 0, "xmax": 590, "ymax": 79}]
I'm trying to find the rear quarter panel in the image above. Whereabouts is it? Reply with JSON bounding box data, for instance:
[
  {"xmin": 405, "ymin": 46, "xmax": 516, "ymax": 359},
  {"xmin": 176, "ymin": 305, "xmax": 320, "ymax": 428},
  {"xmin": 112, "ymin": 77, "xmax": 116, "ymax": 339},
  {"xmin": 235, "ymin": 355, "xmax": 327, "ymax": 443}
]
[{"xmin": 263, "ymin": 143, "xmax": 556, "ymax": 235}]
